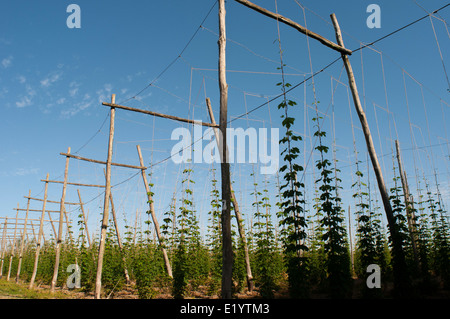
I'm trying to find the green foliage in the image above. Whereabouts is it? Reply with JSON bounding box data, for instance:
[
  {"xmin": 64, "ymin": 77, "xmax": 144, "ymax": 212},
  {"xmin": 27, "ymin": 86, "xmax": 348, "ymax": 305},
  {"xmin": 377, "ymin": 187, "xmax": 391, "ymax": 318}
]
[
  {"xmin": 251, "ymin": 174, "xmax": 283, "ymax": 298},
  {"xmin": 353, "ymin": 165, "xmax": 386, "ymax": 298},
  {"xmin": 172, "ymin": 168, "xmax": 209, "ymax": 298},
  {"xmin": 275, "ymin": 57, "xmax": 309, "ymax": 298},
  {"xmin": 426, "ymin": 183, "xmax": 450, "ymax": 289},
  {"xmin": 313, "ymin": 114, "xmax": 352, "ymax": 298},
  {"xmin": 389, "ymin": 171, "xmax": 413, "ymax": 271},
  {"xmin": 132, "ymin": 244, "xmax": 167, "ymax": 299},
  {"xmin": 101, "ymin": 221, "xmax": 126, "ymax": 296},
  {"xmin": 207, "ymin": 169, "xmax": 222, "ymax": 296}
]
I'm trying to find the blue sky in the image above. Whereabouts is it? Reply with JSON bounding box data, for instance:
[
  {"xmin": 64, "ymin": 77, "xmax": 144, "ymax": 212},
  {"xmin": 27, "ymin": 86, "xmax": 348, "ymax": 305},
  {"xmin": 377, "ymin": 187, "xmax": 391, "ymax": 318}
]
[{"xmin": 1, "ymin": 0, "xmax": 449, "ymax": 243}]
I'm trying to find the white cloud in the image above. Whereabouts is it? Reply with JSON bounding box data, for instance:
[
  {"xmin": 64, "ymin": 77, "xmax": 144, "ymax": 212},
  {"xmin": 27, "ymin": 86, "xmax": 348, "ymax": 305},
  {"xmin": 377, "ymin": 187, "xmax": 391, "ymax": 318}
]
[
  {"xmin": 16, "ymin": 96, "xmax": 32, "ymax": 108},
  {"xmin": 61, "ymin": 93, "xmax": 93, "ymax": 118},
  {"xmin": 56, "ymin": 97, "xmax": 66, "ymax": 104},
  {"xmin": 69, "ymin": 87, "xmax": 79, "ymax": 97},
  {"xmin": 96, "ymin": 83, "xmax": 114, "ymax": 103},
  {"xmin": 68, "ymin": 81, "xmax": 80, "ymax": 96},
  {"xmin": 0, "ymin": 87, "xmax": 8, "ymax": 98},
  {"xmin": 1, "ymin": 56, "xmax": 12, "ymax": 68},
  {"xmin": 15, "ymin": 85, "xmax": 36, "ymax": 108},
  {"xmin": 17, "ymin": 75, "xmax": 26, "ymax": 84},
  {"xmin": 14, "ymin": 167, "xmax": 39, "ymax": 176},
  {"xmin": 40, "ymin": 71, "xmax": 62, "ymax": 87}
]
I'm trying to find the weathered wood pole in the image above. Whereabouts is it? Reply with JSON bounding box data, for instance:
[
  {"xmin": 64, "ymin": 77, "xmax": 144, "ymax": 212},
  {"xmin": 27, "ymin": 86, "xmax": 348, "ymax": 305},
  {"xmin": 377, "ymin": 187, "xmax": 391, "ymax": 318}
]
[
  {"xmin": 29, "ymin": 174, "xmax": 49, "ymax": 289},
  {"xmin": 47, "ymin": 210, "xmax": 57, "ymax": 239},
  {"xmin": 218, "ymin": 0, "xmax": 233, "ymax": 299},
  {"xmin": 95, "ymin": 94, "xmax": 116, "ymax": 299},
  {"xmin": 107, "ymin": 186, "xmax": 131, "ymax": 284},
  {"xmin": 136, "ymin": 144, "xmax": 173, "ymax": 278},
  {"xmin": 51, "ymin": 147, "xmax": 71, "ymax": 292},
  {"xmin": 77, "ymin": 189, "xmax": 91, "ymax": 247},
  {"xmin": 206, "ymin": 98, "xmax": 254, "ymax": 291},
  {"xmin": 348, "ymin": 205, "xmax": 354, "ymax": 274},
  {"xmin": 0, "ymin": 218, "xmax": 7, "ymax": 278},
  {"xmin": 133, "ymin": 209, "xmax": 139, "ymax": 246},
  {"xmin": 395, "ymin": 140, "xmax": 419, "ymax": 269},
  {"xmin": 7, "ymin": 205, "xmax": 20, "ymax": 281},
  {"xmin": 233, "ymin": 0, "xmax": 352, "ymax": 55},
  {"xmin": 16, "ymin": 190, "xmax": 32, "ymax": 282},
  {"xmin": 331, "ymin": 13, "xmax": 410, "ymax": 297},
  {"xmin": 101, "ymin": 102, "xmax": 218, "ymax": 128}
]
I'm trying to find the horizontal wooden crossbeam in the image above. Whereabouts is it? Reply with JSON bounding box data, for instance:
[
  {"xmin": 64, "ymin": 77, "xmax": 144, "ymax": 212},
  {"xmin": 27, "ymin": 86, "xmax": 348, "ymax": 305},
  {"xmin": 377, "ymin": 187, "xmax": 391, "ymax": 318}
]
[
  {"xmin": 14, "ymin": 208, "xmax": 61, "ymax": 213},
  {"xmin": 102, "ymin": 102, "xmax": 219, "ymax": 128},
  {"xmin": 24, "ymin": 196, "xmax": 81, "ymax": 205},
  {"xmin": 234, "ymin": 0, "xmax": 352, "ymax": 55},
  {"xmin": 0, "ymin": 217, "xmax": 58, "ymax": 223},
  {"xmin": 60, "ymin": 153, "xmax": 147, "ymax": 170},
  {"xmin": 41, "ymin": 179, "xmax": 106, "ymax": 188}
]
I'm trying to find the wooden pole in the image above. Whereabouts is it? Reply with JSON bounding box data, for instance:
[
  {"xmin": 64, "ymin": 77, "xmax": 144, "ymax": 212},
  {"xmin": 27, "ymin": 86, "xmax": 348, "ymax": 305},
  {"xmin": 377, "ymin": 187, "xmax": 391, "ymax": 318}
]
[
  {"xmin": 30, "ymin": 223, "xmax": 37, "ymax": 243},
  {"xmin": 136, "ymin": 144, "xmax": 173, "ymax": 278},
  {"xmin": 7, "ymin": 205, "xmax": 19, "ymax": 281},
  {"xmin": 29, "ymin": 174, "xmax": 49, "ymax": 289},
  {"xmin": 133, "ymin": 209, "xmax": 138, "ymax": 246},
  {"xmin": 77, "ymin": 189, "xmax": 91, "ymax": 247},
  {"xmin": 395, "ymin": 140, "xmax": 420, "ymax": 269},
  {"xmin": 0, "ymin": 217, "xmax": 55, "ymax": 223},
  {"xmin": 16, "ymin": 190, "xmax": 31, "ymax": 282},
  {"xmin": 95, "ymin": 94, "xmax": 116, "ymax": 299},
  {"xmin": 14, "ymin": 208, "xmax": 62, "ymax": 213},
  {"xmin": 206, "ymin": 98, "xmax": 254, "ymax": 291},
  {"xmin": 47, "ymin": 211, "xmax": 57, "ymax": 239},
  {"xmin": 218, "ymin": 0, "xmax": 233, "ymax": 299},
  {"xmin": 348, "ymin": 205, "xmax": 354, "ymax": 274},
  {"xmin": 41, "ymin": 179, "xmax": 105, "ymax": 188},
  {"xmin": 101, "ymin": 102, "xmax": 218, "ymax": 128},
  {"xmin": 0, "ymin": 218, "xmax": 7, "ymax": 278},
  {"xmin": 51, "ymin": 147, "xmax": 71, "ymax": 292},
  {"xmin": 59, "ymin": 152, "xmax": 147, "ymax": 170},
  {"xmin": 330, "ymin": 13, "xmax": 410, "ymax": 297},
  {"xmin": 102, "ymin": 169, "xmax": 131, "ymax": 284},
  {"xmin": 233, "ymin": 0, "xmax": 352, "ymax": 55},
  {"xmin": 25, "ymin": 196, "xmax": 80, "ymax": 206}
]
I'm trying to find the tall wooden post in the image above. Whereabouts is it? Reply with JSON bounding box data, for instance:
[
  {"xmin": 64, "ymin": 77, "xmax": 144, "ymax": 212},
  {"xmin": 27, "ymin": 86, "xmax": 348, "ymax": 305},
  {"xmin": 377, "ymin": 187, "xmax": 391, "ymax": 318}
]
[
  {"xmin": 29, "ymin": 174, "xmax": 49, "ymax": 289},
  {"xmin": 136, "ymin": 144, "xmax": 173, "ymax": 278},
  {"xmin": 395, "ymin": 140, "xmax": 419, "ymax": 269},
  {"xmin": 0, "ymin": 218, "xmax": 7, "ymax": 278},
  {"xmin": 331, "ymin": 13, "xmax": 410, "ymax": 297},
  {"xmin": 108, "ymin": 187, "xmax": 131, "ymax": 284},
  {"xmin": 218, "ymin": 0, "xmax": 232, "ymax": 299},
  {"xmin": 77, "ymin": 189, "xmax": 91, "ymax": 247},
  {"xmin": 51, "ymin": 147, "xmax": 71, "ymax": 292},
  {"xmin": 206, "ymin": 98, "xmax": 254, "ymax": 291},
  {"xmin": 95, "ymin": 94, "xmax": 116, "ymax": 299},
  {"xmin": 7, "ymin": 205, "xmax": 20, "ymax": 281},
  {"xmin": 348, "ymin": 205, "xmax": 354, "ymax": 274},
  {"xmin": 16, "ymin": 189, "xmax": 31, "ymax": 282}
]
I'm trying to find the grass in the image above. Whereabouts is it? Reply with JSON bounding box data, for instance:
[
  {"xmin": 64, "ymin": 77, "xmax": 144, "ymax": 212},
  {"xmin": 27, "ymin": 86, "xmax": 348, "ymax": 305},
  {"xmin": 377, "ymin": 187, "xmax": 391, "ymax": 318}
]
[{"xmin": 0, "ymin": 279, "xmax": 73, "ymax": 299}]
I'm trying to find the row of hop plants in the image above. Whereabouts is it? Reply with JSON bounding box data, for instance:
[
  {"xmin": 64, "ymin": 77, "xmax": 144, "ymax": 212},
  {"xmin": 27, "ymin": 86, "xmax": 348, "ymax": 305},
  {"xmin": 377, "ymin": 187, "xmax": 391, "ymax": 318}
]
[
  {"xmin": 1, "ymin": 73, "xmax": 449, "ymax": 298},
  {"xmin": 0, "ymin": 158, "xmax": 448, "ymax": 299}
]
